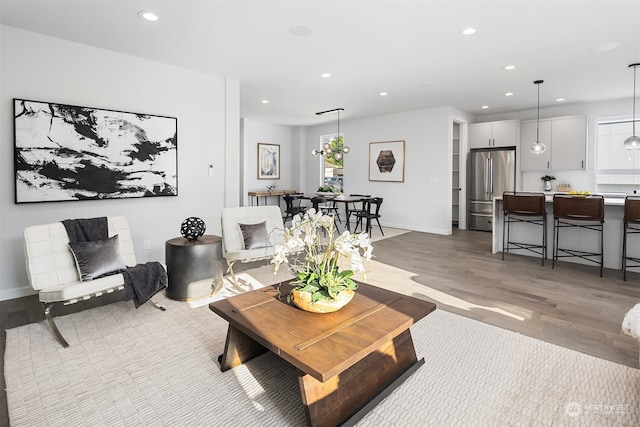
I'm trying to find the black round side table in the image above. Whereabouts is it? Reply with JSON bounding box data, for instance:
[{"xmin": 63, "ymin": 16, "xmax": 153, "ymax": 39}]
[{"xmin": 165, "ymin": 235, "xmax": 224, "ymax": 301}]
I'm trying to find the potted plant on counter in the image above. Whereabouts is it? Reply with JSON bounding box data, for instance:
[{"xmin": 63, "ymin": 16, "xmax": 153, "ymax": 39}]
[{"xmin": 540, "ymin": 175, "xmax": 556, "ymax": 191}]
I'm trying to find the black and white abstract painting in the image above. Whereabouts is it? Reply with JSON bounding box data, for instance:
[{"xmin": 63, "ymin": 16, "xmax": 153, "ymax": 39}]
[{"xmin": 14, "ymin": 99, "xmax": 178, "ymax": 203}]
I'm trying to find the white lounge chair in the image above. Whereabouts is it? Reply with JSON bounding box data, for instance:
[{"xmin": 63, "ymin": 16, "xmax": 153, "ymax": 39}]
[{"xmin": 220, "ymin": 206, "xmax": 286, "ymax": 290}]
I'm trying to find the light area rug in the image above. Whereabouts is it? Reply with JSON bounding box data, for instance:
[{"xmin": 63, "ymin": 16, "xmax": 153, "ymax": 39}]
[{"xmin": 5, "ymin": 257, "xmax": 640, "ymax": 426}]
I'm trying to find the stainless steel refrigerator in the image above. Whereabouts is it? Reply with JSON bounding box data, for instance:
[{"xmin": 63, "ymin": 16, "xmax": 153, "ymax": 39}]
[{"xmin": 468, "ymin": 147, "xmax": 516, "ymax": 231}]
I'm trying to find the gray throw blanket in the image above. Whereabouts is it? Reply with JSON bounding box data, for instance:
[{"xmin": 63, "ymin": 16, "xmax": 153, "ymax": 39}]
[
  {"xmin": 62, "ymin": 217, "xmax": 108, "ymax": 242},
  {"xmin": 62, "ymin": 217, "xmax": 167, "ymax": 308},
  {"xmin": 122, "ymin": 262, "xmax": 167, "ymax": 308}
]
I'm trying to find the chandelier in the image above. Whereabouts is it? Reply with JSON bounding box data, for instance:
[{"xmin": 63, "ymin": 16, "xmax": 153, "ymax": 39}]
[{"xmin": 312, "ymin": 108, "xmax": 350, "ymax": 160}]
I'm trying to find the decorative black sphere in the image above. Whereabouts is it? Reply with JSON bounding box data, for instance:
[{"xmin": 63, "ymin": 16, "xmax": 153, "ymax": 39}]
[{"xmin": 180, "ymin": 217, "xmax": 206, "ymax": 241}]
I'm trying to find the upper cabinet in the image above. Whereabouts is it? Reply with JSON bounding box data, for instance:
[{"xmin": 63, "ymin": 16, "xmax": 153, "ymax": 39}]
[
  {"xmin": 469, "ymin": 120, "xmax": 518, "ymax": 148},
  {"xmin": 520, "ymin": 120, "xmax": 551, "ymax": 170},
  {"xmin": 597, "ymin": 121, "xmax": 640, "ymax": 170},
  {"xmin": 520, "ymin": 116, "xmax": 586, "ymax": 171}
]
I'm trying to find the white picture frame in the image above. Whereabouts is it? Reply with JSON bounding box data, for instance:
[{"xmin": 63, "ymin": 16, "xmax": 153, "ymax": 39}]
[
  {"xmin": 369, "ymin": 140, "xmax": 405, "ymax": 182},
  {"xmin": 258, "ymin": 143, "xmax": 280, "ymax": 179}
]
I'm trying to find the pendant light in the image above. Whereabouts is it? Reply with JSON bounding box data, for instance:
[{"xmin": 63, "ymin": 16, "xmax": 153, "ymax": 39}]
[
  {"xmin": 312, "ymin": 108, "xmax": 350, "ymax": 159},
  {"xmin": 624, "ymin": 63, "xmax": 640, "ymax": 150},
  {"xmin": 529, "ymin": 80, "xmax": 546, "ymax": 154}
]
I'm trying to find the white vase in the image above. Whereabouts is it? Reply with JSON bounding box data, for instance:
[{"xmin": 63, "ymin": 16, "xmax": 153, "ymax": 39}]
[{"xmin": 544, "ymin": 181, "xmax": 552, "ymax": 191}]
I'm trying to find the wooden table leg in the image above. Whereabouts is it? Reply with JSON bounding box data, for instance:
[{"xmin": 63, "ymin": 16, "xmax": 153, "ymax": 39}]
[
  {"xmin": 218, "ymin": 324, "xmax": 268, "ymax": 371},
  {"xmin": 298, "ymin": 329, "xmax": 422, "ymax": 427}
]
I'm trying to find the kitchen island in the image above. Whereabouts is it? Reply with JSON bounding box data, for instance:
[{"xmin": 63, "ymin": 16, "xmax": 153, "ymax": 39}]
[{"xmin": 492, "ymin": 193, "xmax": 630, "ymax": 270}]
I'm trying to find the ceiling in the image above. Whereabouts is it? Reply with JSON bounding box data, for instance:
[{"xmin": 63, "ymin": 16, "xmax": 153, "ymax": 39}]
[{"xmin": 1, "ymin": 0, "xmax": 639, "ymax": 126}]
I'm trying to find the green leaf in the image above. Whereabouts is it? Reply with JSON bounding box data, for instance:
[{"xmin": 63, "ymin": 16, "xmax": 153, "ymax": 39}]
[
  {"xmin": 312, "ymin": 289, "xmax": 331, "ymax": 302},
  {"xmin": 338, "ymin": 270, "xmax": 354, "ymax": 279},
  {"xmin": 298, "ymin": 283, "xmax": 321, "ymax": 293}
]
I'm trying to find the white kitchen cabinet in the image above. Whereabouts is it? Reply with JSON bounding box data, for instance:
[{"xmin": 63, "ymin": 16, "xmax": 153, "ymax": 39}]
[
  {"xmin": 552, "ymin": 116, "xmax": 586, "ymax": 170},
  {"xmin": 469, "ymin": 120, "xmax": 518, "ymax": 148},
  {"xmin": 597, "ymin": 121, "xmax": 640, "ymax": 170},
  {"xmin": 520, "ymin": 116, "xmax": 586, "ymax": 170},
  {"xmin": 520, "ymin": 120, "xmax": 551, "ymax": 170}
]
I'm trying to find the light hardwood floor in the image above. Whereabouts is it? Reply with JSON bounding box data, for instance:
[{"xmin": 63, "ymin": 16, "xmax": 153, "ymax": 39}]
[
  {"xmin": 1, "ymin": 228, "xmax": 638, "ymax": 426},
  {"xmin": 371, "ymin": 228, "xmax": 640, "ymax": 370}
]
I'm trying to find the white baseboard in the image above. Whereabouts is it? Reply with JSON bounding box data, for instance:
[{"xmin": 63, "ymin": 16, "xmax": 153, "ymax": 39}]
[
  {"xmin": 381, "ymin": 221, "xmax": 450, "ymax": 236},
  {"xmin": 1, "ymin": 285, "xmax": 36, "ymax": 302}
]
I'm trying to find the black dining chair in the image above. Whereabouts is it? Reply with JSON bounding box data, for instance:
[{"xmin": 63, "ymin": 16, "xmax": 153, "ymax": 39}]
[
  {"xmin": 312, "ymin": 196, "xmax": 343, "ymax": 229},
  {"xmin": 354, "ymin": 197, "xmax": 384, "ymax": 236},
  {"xmin": 283, "ymin": 193, "xmax": 306, "ymax": 224},
  {"xmin": 346, "ymin": 194, "xmax": 371, "ymax": 231}
]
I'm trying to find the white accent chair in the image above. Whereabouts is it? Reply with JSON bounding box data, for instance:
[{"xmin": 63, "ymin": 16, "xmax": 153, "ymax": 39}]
[
  {"xmin": 23, "ymin": 216, "xmax": 136, "ymax": 347},
  {"xmin": 221, "ymin": 206, "xmax": 286, "ymax": 289}
]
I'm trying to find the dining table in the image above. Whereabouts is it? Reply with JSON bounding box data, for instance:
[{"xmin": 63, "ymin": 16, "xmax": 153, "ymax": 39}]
[{"xmin": 300, "ymin": 194, "xmax": 370, "ymax": 233}]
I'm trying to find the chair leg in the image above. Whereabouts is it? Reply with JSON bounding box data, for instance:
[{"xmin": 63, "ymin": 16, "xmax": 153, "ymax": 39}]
[
  {"xmin": 542, "ymin": 216, "xmax": 547, "ymax": 266},
  {"xmin": 552, "ymin": 218, "xmax": 558, "ymax": 269},
  {"xmin": 502, "ymin": 214, "xmax": 507, "ymax": 261},
  {"xmin": 375, "ymin": 217, "xmax": 384, "ymax": 235},
  {"xmin": 600, "ymin": 222, "xmax": 604, "ymax": 277},
  {"xmin": 623, "ymin": 223, "xmax": 628, "ymax": 281},
  {"xmin": 43, "ymin": 303, "xmax": 70, "ymax": 348},
  {"xmin": 225, "ymin": 260, "xmax": 245, "ymax": 292},
  {"xmin": 354, "ymin": 216, "xmax": 362, "ymax": 233}
]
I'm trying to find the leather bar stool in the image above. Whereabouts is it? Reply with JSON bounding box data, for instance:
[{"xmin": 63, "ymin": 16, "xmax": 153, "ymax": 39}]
[
  {"xmin": 502, "ymin": 192, "xmax": 547, "ymax": 265},
  {"xmin": 623, "ymin": 195, "xmax": 640, "ymax": 281},
  {"xmin": 552, "ymin": 194, "xmax": 605, "ymax": 276}
]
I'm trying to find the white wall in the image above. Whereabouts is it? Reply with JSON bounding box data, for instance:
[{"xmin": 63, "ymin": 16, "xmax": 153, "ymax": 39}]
[
  {"xmin": 0, "ymin": 26, "xmax": 239, "ymax": 300},
  {"xmin": 241, "ymin": 119, "xmax": 302, "ymax": 206},
  {"xmin": 475, "ymin": 98, "xmax": 634, "ymax": 193},
  {"xmin": 302, "ymin": 106, "xmax": 473, "ymax": 235}
]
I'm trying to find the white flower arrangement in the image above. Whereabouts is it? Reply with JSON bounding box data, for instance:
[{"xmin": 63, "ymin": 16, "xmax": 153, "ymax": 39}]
[{"xmin": 271, "ymin": 208, "xmax": 373, "ymax": 303}]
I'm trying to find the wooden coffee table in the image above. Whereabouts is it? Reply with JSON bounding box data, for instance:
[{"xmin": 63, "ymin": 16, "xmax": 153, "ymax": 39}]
[{"xmin": 209, "ymin": 281, "xmax": 436, "ymax": 427}]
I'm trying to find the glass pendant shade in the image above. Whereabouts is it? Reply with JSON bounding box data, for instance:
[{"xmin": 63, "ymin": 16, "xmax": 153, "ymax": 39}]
[
  {"xmin": 530, "ymin": 141, "xmax": 546, "ymax": 154},
  {"xmin": 530, "ymin": 80, "xmax": 546, "ymax": 154},
  {"xmin": 333, "ymin": 152, "xmax": 343, "ymax": 161},
  {"xmin": 342, "ymin": 146, "xmax": 350, "ymax": 154},
  {"xmin": 311, "ymin": 149, "xmax": 319, "ymax": 156},
  {"xmin": 624, "ymin": 135, "xmax": 640, "ymax": 150}
]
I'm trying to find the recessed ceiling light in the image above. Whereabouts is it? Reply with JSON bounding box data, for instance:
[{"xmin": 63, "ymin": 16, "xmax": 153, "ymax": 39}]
[
  {"xmin": 591, "ymin": 42, "xmax": 620, "ymax": 52},
  {"xmin": 504, "ymin": 92, "xmax": 514, "ymax": 97},
  {"xmin": 320, "ymin": 73, "xmax": 331, "ymax": 78},
  {"xmin": 555, "ymin": 98, "xmax": 565, "ymax": 102},
  {"xmin": 379, "ymin": 92, "xmax": 388, "ymax": 96},
  {"xmin": 261, "ymin": 100, "xmax": 269, "ymax": 104},
  {"xmin": 138, "ymin": 10, "xmax": 158, "ymax": 21},
  {"xmin": 503, "ymin": 65, "xmax": 516, "ymax": 70},
  {"xmin": 461, "ymin": 28, "xmax": 477, "ymax": 36},
  {"xmin": 289, "ymin": 25, "xmax": 314, "ymax": 37},
  {"xmin": 481, "ymin": 105, "xmax": 489, "ymax": 109}
]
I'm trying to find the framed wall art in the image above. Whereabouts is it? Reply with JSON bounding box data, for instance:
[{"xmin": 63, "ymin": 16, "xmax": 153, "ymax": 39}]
[
  {"xmin": 14, "ymin": 98, "xmax": 178, "ymax": 203},
  {"xmin": 369, "ymin": 140, "xmax": 405, "ymax": 182},
  {"xmin": 257, "ymin": 143, "xmax": 280, "ymax": 179}
]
